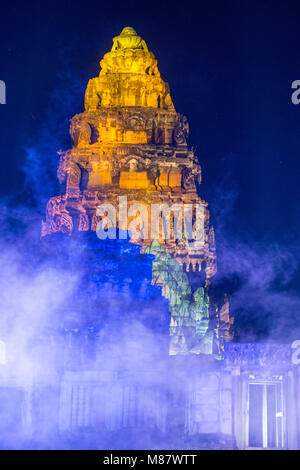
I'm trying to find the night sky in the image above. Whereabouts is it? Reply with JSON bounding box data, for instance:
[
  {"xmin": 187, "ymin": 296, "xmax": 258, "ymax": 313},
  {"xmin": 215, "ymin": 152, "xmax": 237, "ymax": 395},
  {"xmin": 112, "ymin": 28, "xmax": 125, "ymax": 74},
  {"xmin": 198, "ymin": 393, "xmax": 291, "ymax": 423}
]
[{"xmin": 1, "ymin": 0, "xmax": 300, "ymax": 340}]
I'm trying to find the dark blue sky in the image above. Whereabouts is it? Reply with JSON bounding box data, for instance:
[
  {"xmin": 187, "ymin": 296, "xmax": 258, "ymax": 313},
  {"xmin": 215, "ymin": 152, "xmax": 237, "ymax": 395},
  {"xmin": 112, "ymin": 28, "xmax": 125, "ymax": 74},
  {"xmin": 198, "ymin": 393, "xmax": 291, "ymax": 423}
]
[{"xmin": 0, "ymin": 0, "xmax": 300, "ymax": 337}]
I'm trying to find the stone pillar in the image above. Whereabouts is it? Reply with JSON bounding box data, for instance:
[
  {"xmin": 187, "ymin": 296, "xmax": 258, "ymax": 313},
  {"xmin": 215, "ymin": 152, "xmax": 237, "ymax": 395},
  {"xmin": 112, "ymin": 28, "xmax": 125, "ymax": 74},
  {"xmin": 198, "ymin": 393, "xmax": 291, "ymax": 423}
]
[
  {"xmin": 219, "ymin": 371, "xmax": 233, "ymax": 437},
  {"xmin": 285, "ymin": 368, "xmax": 299, "ymax": 449},
  {"xmin": 232, "ymin": 368, "xmax": 248, "ymax": 449}
]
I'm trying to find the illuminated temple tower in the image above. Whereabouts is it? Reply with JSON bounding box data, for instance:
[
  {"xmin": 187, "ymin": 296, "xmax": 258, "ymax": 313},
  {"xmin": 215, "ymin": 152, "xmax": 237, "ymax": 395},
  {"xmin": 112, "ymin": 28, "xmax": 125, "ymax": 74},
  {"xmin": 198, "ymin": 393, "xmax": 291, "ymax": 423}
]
[
  {"xmin": 42, "ymin": 26, "xmax": 233, "ymax": 356},
  {"xmin": 2, "ymin": 27, "xmax": 298, "ymax": 450}
]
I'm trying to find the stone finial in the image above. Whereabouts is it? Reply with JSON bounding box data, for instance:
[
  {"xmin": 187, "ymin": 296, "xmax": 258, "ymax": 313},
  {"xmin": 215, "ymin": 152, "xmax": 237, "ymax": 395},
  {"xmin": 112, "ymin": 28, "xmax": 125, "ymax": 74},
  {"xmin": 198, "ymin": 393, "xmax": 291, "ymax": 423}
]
[{"xmin": 111, "ymin": 27, "xmax": 148, "ymax": 51}]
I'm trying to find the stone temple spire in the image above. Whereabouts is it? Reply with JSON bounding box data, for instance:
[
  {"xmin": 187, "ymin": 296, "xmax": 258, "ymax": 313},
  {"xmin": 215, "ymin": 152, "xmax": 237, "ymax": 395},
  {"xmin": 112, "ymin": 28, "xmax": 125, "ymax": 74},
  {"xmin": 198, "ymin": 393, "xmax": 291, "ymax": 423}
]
[
  {"xmin": 84, "ymin": 26, "xmax": 174, "ymax": 111},
  {"xmin": 42, "ymin": 27, "xmax": 233, "ymax": 356}
]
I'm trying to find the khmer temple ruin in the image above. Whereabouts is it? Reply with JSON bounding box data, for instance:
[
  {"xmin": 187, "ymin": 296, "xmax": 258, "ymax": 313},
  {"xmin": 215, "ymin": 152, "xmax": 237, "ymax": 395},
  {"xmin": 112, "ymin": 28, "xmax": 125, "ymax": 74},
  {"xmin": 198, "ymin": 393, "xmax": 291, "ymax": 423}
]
[
  {"xmin": 0, "ymin": 27, "xmax": 299, "ymax": 450},
  {"xmin": 41, "ymin": 26, "xmax": 233, "ymax": 358}
]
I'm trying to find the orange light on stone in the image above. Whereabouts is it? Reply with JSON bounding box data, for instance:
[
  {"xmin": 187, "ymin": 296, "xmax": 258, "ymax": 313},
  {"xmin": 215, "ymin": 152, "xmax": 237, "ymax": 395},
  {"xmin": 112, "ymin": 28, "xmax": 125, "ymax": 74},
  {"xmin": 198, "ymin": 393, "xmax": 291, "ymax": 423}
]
[
  {"xmin": 119, "ymin": 171, "xmax": 150, "ymax": 189},
  {"xmin": 88, "ymin": 162, "xmax": 112, "ymax": 186}
]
